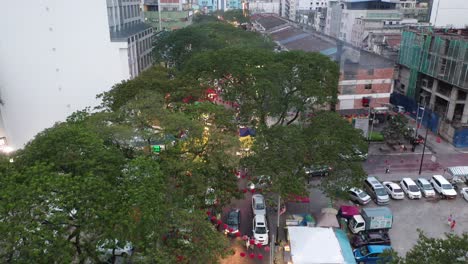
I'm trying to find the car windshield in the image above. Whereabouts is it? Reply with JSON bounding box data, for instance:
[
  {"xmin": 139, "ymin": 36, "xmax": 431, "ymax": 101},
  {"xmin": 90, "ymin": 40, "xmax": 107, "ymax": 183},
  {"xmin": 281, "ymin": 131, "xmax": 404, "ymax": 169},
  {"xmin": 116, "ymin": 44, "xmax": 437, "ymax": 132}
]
[
  {"xmin": 358, "ymin": 191, "xmax": 368, "ymax": 198},
  {"xmin": 255, "ymin": 226, "xmax": 267, "ymax": 234},
  {"xmin": 255, "ymin": 203, "xmax": 265, "ymax": 210},
  {"xmin": 375, "ymin": 188, "xmax": 386, "ymax": 196},
  {"xmin": 442, "ymin": 184, "xmax": 453, "ymax": 190},
  {"xmin": 393, "ymin": 188, "xmax": 403, "ymax": 193},
  {"xmin": 227, "ymin": 214, "xmax": 238, "ymax": 225},
  {"xmin": 359, "ymin": 246, "xmax": 369, "ymax": 256},
  {"xmin": 422, "ymin": 184, "xmax": 432, "ymax": 190},
  {"xmin": 409, "ymin": 185, "xmax": 419, "ymax": 192}
]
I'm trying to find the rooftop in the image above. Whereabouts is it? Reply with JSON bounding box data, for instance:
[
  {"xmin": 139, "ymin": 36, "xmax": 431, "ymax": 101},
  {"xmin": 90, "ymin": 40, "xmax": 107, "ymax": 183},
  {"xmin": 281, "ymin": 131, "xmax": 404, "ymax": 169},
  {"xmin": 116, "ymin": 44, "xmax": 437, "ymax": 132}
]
[
  {"xmin": 405, "ymin": 27, "xmax": 468, "ymax": 40},
  {"xmin": 110, "ymin": 23, "xmax": 153, "ymax": 42},
  {"xmin": 252, "ymin": 14, "xmax": 288, "ymax": 31}
]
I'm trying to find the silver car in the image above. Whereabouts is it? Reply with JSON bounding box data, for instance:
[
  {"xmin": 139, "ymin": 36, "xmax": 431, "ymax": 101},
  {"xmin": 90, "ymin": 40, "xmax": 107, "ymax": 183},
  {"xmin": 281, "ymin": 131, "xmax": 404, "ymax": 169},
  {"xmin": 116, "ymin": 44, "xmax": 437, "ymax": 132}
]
[
  {"xmin": 416, "ymin": 178, "xmax": 436, "ymax": 198},
  {"xmin": 348, "ymin": 188, "xmax": 371, "ymax": 205}
]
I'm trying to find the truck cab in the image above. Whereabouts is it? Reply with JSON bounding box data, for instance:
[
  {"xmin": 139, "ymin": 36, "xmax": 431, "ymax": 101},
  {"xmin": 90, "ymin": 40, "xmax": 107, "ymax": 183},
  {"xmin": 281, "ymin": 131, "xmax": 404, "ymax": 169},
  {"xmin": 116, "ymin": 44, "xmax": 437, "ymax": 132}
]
[{"xmin": 349, "ymin": 215, "xmax": 366, "ymax": 234}]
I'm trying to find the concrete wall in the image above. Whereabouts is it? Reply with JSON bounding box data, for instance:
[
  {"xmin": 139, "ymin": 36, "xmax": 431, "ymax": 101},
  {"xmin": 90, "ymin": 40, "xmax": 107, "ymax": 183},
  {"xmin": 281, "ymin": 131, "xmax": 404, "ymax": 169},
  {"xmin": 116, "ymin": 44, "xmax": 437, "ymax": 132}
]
[
  {"xmin": 0, "ymin": 0, "xmax": 129, "ymax": 148},
  {"xmin": 430, "ymin": 0, "xmax": 468, "ymax": 28}
]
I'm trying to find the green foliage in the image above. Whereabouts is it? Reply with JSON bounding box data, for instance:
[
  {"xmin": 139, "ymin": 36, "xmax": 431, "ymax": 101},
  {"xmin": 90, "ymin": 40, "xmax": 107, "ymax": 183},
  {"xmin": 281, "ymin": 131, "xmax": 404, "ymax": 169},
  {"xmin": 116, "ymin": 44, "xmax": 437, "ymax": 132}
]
[
  {"xmin": 222, "ymin": 9, "xmax": 249, "ymax": 24},
  {"xmin": 386, "ymin": 230, "xmax": 468, "ymax": 264},
  {"xmin": 184, "ymin": 48, "xmax": 339, "ymax": 127},
  {"xmin": 383, "ymin": 114, "xmax": 409, "ymax": 141},
  {"xmin": 369, "ymin": 131, "xmax": 385, "ymax": 141},
  {"xmin": 243, "ymin": 111, "xmax": 367, "ymax": 200},
  {"xmin": 153, "ymin": 22, "xmax": 274, "ymax": 69}
]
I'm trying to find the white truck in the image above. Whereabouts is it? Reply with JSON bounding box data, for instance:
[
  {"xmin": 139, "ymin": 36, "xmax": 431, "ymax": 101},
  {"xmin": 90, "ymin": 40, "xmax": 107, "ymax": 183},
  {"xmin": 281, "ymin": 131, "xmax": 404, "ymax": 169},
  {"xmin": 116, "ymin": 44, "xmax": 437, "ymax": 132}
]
[{"xmin": 348, "ymin": 207, "xmax": 393, "ymax": 234}]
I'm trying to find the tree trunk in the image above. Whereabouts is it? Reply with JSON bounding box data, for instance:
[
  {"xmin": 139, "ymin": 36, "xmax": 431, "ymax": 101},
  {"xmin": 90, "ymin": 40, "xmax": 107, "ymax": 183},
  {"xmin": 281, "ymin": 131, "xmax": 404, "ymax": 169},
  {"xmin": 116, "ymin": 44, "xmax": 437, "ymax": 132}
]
[{"xmin": 286, "ymin": 111, "xmax": 300, "ymax": 125}]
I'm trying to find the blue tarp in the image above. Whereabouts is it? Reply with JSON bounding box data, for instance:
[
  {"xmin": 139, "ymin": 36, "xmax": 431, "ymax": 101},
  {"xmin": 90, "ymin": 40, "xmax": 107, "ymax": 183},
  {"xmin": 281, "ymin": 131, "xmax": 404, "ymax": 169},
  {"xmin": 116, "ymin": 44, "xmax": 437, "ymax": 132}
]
[
  {"xmin": 239, "ymin": 127, "xmax": 256, "ymax": 137},
  {"xmin": 335, "ymin": 229, "xmax": 357, "ymax": 264}
]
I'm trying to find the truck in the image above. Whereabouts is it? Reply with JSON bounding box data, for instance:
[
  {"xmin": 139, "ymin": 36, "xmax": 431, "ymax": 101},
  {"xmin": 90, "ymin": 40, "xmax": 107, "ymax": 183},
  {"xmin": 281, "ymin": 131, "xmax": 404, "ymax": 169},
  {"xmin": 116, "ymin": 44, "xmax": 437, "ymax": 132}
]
[{"xmin": 348, "ymin": 207, "xmax": 393, "ymax": 234}]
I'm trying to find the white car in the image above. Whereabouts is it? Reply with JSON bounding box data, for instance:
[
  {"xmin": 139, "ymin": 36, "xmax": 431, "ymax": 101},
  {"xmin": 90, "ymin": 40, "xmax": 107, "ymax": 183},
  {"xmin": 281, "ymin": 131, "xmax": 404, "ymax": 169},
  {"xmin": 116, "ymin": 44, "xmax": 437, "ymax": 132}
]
[
  {"xmin": 400, "ymin": 178, "xmax": 422, "ymax": 199},
  {"xmin": 382, "ymin": 181, "xmax": 404, "ymax": 200},
  {"xmin": 430, "ymin": 175, "xmax": 457, "ymax": 199},
  {"xmin": 461, "ymin": 187, "xmax": 468, "ymax": 201},
  {"xmin": 252, "ymin": 194, "xmax": 266, "ymax": 215},
  {"xmin": 97, "ymin": 240, "xmax": 134, "ymax": 259},
  {"xmin": 416, "ymin": 178, "xmax": 436, "ymax": 198},
  {"xmin": 252, "ymin": 214, "xmax": 269, "ymax": 245}
]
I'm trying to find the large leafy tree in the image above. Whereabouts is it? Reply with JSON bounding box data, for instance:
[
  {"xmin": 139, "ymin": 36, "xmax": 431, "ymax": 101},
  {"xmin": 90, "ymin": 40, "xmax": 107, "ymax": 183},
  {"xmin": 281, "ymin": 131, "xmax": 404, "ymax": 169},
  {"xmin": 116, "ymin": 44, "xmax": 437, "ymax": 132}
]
[
  {"xmin": 184, "ymin": 48, "xmax": 339, "ymax": 127},
  {"xmin": 242, "ymin": 111, "xmax": 367, "ymax": 200},
  {"xmin": 384, "ymin": 230, "xmax": 468, "ymax": 264},
  {"xmin": 153, "ymin": 22, "xmax": 273, "ymax": 69}
]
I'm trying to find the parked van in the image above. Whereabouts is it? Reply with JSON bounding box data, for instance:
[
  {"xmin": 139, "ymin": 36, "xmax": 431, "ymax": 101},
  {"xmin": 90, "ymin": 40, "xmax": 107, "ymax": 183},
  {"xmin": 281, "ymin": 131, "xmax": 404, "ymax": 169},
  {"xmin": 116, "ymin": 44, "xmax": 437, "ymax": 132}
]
[{"xmin": 364, "ymin": 177, "xmax": 390, "ymax": 205}]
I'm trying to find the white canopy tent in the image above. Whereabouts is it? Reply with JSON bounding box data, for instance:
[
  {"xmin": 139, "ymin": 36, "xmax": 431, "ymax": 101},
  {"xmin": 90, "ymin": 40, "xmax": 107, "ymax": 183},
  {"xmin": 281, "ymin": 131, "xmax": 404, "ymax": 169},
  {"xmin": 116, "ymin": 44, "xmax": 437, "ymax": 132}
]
[{"xmin": 288, "ymin": 227, "xmax": 346, "ymax": 264}]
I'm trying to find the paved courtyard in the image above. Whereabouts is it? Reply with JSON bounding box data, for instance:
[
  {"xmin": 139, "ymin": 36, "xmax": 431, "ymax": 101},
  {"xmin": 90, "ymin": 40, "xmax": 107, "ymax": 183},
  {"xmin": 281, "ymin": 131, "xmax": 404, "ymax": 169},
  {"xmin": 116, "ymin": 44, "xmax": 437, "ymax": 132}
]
[{"xmin": 342, "ymin": 193, "xmax": 468, "ymax": 256}]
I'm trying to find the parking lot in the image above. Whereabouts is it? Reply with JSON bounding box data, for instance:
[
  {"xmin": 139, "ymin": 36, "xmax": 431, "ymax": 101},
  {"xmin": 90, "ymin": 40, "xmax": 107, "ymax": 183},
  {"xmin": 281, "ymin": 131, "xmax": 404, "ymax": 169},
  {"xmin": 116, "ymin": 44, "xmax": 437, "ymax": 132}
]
[{"xmin": 344, "ymin": 193, "xmax": 468, "ymax": 256}]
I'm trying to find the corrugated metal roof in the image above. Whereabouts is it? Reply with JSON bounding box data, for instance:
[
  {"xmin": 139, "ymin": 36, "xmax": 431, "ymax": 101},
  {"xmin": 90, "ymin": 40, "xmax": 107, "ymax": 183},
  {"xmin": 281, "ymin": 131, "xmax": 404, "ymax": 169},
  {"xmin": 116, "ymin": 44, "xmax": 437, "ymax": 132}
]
[
  {"xmin": 278, "ymin": 33, "xmax": 309, "ymax": 45},
  {"xmin": 447, "ymin": 166, "xmax": 468, "ymax": 177}
]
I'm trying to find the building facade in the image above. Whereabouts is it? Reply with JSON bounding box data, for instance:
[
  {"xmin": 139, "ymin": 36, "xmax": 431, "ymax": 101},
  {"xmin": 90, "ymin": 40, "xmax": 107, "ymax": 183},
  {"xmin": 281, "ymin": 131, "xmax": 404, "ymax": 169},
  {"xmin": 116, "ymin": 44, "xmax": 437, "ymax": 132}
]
[
  {"xmin": 248, "ymin": 1, "xmax": 281, "ymax": 15},
  {"xmin": 0, "ymin": 0, "xmax": 153, "ymax": 148},
  {"xmin": 142, "ymin": 0, "xmax": 193, "ymax": 31},
  {"xmin": 430, "ymin": 0, "xmax": 468, "ymax": 28},
  {"xmin": 397, "ymin": 28, "xmax": 468, "ymax": 146}
]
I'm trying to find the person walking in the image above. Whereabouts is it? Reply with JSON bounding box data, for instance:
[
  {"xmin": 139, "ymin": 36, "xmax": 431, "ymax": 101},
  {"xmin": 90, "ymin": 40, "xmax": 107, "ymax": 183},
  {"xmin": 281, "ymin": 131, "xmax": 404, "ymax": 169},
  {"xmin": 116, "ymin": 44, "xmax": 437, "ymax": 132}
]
[
  {"xmin": 385, "ymin": 167, "xmax": 390, "ymax": 174},
  {"xmin": 448, "ymin": 214, "xmax": 453, "ymax": 226},
  {"xmin": 451, "ymin": 220, "xmax": 456, "ymax": 232}
]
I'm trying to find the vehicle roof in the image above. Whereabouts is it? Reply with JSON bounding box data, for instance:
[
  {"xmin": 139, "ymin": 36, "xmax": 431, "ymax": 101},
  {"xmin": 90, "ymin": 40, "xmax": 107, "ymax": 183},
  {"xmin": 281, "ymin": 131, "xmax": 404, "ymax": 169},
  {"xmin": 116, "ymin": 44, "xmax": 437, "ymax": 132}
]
[
  {"xmin": 252, "ymin": 194, "xmax": 265, "ymax": 202},
  {"xmin": 350, "ymin": 187, "xmax": 364, "ymax": 193},
  {"xmin": 367, "ymin": 245, "xmax": 392, "ymax": 253},
  {"xmin": 402, "ymin": 178, "xmax": 417, "ymax": 185},
  {"xmin": 228, "ymin": 209, "xmax": 240, "ymax": 216},
  {"xmin": 417, "ymin": 178, "xmax": 430, "ymax": 184},
  {"xmin": 366, "ymin": 232, "xmax": 386, "ymax": 239},
  {"xmin": 255, "ymin": 214, "xmax": 266, "ymax": 222},
  {"xmin": 367, "ymin": 177, "xmax": 384, "ymax": 188},
  {"xmin": 433, "ymin": 175, "xmax": 450, "ymax": 183},
  {"xmin": 383, "ymin": 182, "xmax": 400, "ymax": 188},
  {"xmin": 362, "ymin": 207, "xmax": 392, "ymax": 217}
]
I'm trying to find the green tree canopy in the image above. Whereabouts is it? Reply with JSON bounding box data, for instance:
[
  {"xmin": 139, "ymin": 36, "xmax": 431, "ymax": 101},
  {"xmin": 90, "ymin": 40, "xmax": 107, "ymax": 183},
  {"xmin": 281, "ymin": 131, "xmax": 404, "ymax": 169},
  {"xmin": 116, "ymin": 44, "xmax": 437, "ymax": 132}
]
[{"xmin": 153, "ymin": 22, "xmax": 273, "ymax": 69}]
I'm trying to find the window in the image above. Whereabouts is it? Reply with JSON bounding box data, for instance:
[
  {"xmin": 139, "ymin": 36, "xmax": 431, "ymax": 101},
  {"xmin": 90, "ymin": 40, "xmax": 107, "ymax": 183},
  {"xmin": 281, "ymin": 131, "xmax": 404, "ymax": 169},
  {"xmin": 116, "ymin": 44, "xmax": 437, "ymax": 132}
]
[{"xmin": 365, "ymin": 84, "xmax": 372, "ymax": 90}]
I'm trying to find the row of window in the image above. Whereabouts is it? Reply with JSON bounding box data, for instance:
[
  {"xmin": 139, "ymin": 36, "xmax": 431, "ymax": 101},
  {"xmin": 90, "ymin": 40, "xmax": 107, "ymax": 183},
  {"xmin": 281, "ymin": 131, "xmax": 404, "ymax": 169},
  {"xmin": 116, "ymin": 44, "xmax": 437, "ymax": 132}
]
[
  {"xmin": 138, "ymin": 36, "xmax": 153, "ymax": 55},
  {"xmin": 121, "ymin": 4, "xmax": 140, "ymax": 20},
  {"xmin": 140, "ymin": 53, "xmax": 153, "ymax": 71}
]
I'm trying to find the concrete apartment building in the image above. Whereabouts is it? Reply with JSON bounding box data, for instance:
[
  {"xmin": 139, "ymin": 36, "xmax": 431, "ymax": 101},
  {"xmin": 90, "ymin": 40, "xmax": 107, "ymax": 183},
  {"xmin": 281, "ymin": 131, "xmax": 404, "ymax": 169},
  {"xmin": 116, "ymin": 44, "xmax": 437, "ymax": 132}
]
[
  {"xmin": 142, "ymin": 0, "xmax": 193, "ymax": 31},
  {"xmin": 396, "ymin": 27, "xmax": 468, "ymax": 147},
  {"xmin": 0, "ymin": 0, "xmax": 154, "ymax": 149},
  {"xmin": 248, "ymin": 1, "xmax": 281, "ymax": 15},
  {"xmin": 252, "ymin": 14, "xmax": 395, "ymax": 113}
]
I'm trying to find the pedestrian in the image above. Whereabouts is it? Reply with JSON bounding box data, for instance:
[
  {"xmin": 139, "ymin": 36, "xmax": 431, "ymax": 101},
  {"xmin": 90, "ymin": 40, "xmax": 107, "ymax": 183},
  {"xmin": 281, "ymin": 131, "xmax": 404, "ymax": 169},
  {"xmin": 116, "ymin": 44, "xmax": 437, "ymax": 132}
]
[
  {"xmin": 451, "ymin": 220, "xmax": 456, "ymax": 232},
  {"xmin": 448, "ymin": 214, "xmax": 453, "ymax": 226},
  {"xmin": 385, "ymin": 167, "xmax": 390, "ymax": 174}
]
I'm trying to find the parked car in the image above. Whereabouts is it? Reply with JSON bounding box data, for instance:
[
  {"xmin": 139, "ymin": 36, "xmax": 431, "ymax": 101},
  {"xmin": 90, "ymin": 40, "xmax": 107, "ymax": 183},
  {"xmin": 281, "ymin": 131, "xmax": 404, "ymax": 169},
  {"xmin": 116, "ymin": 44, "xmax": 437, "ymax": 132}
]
[
  {"xmin": 400, "ymin": 178, "xmax": 422, "ymax": 199},
  {"xmin": 351, "ymin": 232, "xmax": 391, "ymax": 248},
  {"xmin": 97, "ymin": 240, "xmax": 134, "ymax": 260},
  {"xmin": 252, "ymin": 194, "xmax": 266, "ymax": 215},
  {"xmin": 416, "ymin": 178, "xmax": 436, "ymax": 198},
  {"xmin": 348, "ymin": 188, "xmax": 371, "ymax": 205},
  {"xmin": 382, "ymin": 182, "xmax": 404, "ymax": 200},
  {"xmin": 305, "ymin": 165, "xmax": 331, "ymax": 177},
  {"xmin": 430, "ymin": 175, "xmax": 457, "ymax": 199},
  {"xmin": 252, "ymin": 214, "xmax": 269, "ymax": 245},
  {"xmin": 364, "ymin": 177, "xmax": 390, "ymax": 205},
  {"xmin": 461, "ymin": 187, "xmax": 468, "ymax": 201},
  {"xmin": 354, "ymin": 245, "xmax": 393, "ymax": 263},
  {"xmin": 225, "ymin": 209, "xmax": 241, "ymax": 236}
]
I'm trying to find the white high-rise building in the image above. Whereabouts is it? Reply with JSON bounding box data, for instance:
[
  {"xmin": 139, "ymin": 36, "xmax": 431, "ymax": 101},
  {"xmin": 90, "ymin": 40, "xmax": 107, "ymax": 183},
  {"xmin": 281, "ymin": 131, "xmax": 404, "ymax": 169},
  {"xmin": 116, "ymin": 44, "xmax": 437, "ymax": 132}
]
[
  {"xmin": 430, "ymin": 0, "xmax": 468, "ymax": 28},
  {"xmin": 0, "ymin": 0, "xmax": 154, "ymax": 149},
  {"xmin": 297, "ymin": 0, "xmax": 327, "ymax": 11}
]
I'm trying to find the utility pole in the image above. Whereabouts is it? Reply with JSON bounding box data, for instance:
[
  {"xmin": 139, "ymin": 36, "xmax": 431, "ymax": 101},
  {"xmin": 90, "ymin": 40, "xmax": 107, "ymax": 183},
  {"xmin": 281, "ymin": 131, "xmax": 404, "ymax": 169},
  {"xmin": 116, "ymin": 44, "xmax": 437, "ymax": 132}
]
[
  {"xmin": 419, "ymin": 116, "xmax": 430, "ymax": 175},
  {"xmin": 158, "ymin": 0, "xmax": 163, "ymax": 31},
  {"xmin": 276, "ymin": 194, "xmax": 280, "ymax": 244}
]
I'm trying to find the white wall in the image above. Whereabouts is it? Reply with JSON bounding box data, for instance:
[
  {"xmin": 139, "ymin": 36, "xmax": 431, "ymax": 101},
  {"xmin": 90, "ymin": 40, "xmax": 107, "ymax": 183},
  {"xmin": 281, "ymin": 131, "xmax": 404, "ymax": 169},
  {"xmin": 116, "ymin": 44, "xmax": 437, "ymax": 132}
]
[
  {"xmin": 0, "ymin": 0, "xmax": 129, "ymax": 149},
  {"xmin": 430, "ymin": 0, "xmax": 468, "ymax": 28}
]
